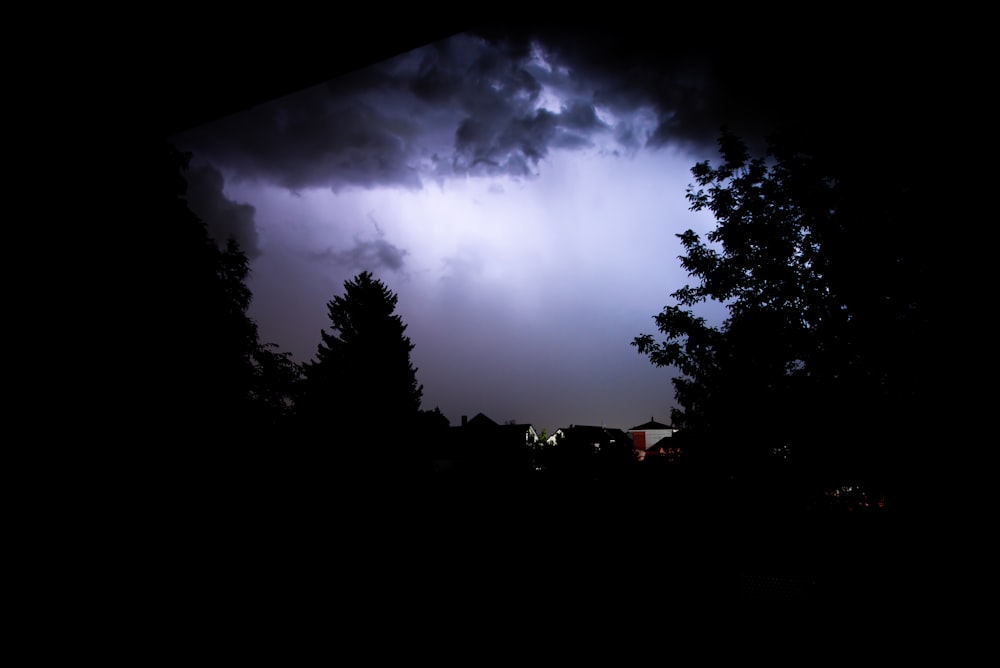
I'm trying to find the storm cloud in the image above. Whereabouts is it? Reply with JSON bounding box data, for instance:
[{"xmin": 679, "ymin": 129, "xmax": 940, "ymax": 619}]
[
  {"xmin": 167, "ymin": 22, "xmax": 927, "ymax": 431},
  {"xmin": 171, "ymin": 28, "xmax": 753, "ymax": 195},
  {"xmin": 185, "ymin": 161, "xmax": 260, "ymax": 257},
  {"xmin": 311, "ymin": 235, "xmax": 409, "ymax": 273}
]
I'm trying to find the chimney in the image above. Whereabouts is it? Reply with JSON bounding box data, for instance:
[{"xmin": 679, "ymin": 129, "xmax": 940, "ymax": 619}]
[{"xmin": 461, "ymin": 415, "xmax": 468, "ymax": 427}]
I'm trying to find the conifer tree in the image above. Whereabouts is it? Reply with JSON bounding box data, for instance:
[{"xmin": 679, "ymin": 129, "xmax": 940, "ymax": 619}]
[{"xmin": 297, "ymin": 271, "xmax": 423, "ymax": 448}]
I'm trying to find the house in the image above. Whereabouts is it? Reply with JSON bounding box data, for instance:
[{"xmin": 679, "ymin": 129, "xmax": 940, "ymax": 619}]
[
  {"xmin": 455, "ymin": 413, "xmax": 538, "ymax": 445},
  {"xmin": 549, "ymin": 425, "xmax": 633, "ymax": 453},
  {"xmin": 627, "ymin": 417, "xmax": 678, "ymax": 461},
  {"xmin": 438, "ymin": 413, "xmax": 539, "ymax": 477},
  {"xmin": 540, "ymin": 424, "xmax": 639, "ymax": 474}
]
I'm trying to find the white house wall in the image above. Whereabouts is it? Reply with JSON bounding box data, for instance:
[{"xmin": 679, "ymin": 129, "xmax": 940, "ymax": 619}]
[{"xmin": 628, "ymin": 428, "xmax": 675, "ymax": 449}]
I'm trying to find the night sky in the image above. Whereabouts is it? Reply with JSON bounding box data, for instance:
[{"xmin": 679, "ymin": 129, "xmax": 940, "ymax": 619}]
[{"xmin": 167, "ymin": 22, "xmax": 923, "ymax": 434}]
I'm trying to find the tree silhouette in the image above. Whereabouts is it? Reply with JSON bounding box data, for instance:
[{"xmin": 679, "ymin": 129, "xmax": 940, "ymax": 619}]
[
  {"xmin": 155, "ymin": 142, "xmax": 301, "ymax": 443},
  {"xmin": 633, "ymin": 130, "xmax": 923, "ymax": 501},
  {"xmin": 295, "ymin": 271, "xmax": 423, "ymax": 468}
]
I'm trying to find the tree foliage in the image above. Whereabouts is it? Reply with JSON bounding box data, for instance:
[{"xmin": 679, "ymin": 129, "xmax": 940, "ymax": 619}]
[
  {"xmin": 296, "ymin": 271, "xmax": 423, "ymax": 447},
  {"xmin": 633, "ymin": 130, "xmax": 926, "ymax": 495},
  {"xmin": 158, "ymin": 143, "xmax": 301, "ymax": 441}
]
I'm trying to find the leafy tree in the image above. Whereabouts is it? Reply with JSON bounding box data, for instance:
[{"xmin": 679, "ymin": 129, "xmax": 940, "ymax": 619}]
[
  {"xmin": 156, "ymin": 143, "xmax": 301, "ymax": 443},
  {"xmin": 296, "ymin": 271, "xmax": 424, "ymax": 457},
  {"xmin": 633, "ymin": 130, "xmax": 925, "ymax": 499}
]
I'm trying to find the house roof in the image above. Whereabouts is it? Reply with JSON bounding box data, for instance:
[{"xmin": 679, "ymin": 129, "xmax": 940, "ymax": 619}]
[
  {"xmin": 464, "ymin": 413, "xmax": 499, "ymax": 429},
  {"xmin": 629, "ymin": 417, "xmax": 673, "ymax": 431},
  {"xmin": 604, "ymin": 428, "xmax": 632, "ymax": 443}
]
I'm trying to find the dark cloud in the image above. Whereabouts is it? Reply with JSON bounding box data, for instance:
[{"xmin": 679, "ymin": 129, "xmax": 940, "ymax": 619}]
[
  {"xmin": 174, "ymin": 87, "xmax": 424, "ymax": 192},
  {"xmin": 171, "ymin": 30, "xmax": 667, "ymax": 190},
  {"xmin": 173, "ymin": 23, "xmax": 920, "ymax": 198},
  {"xmin": 311, "ymin": 237, "xmax": 408, "ymax": 273},
  {"xmin": 467, "ymin": 22, "xmax": 924, "ymax": 160},
  {"xmin": 185, "ymin": 162, "xmax": 260, "ymax": 257},
  {"xmin": 613, "ymin": 120, "xmax": 647, "ymax": 152},
  {"xmin": 454, "ymin": 101, "xmax": 613, "ymax": 172},
  {"xmin": 558, "ymin": 100, "xmax": 606, "ymax": 131},
  {"xmin": 468, "ymin": 24, "xmax": 725, "ymax": 149},
  {"xmin": 403, "ymin": 35, "xmax": 489, "ymax": 105},
  {"xmin": 455, "ymin": 108, "xmax": 560, "ymax": 177}
]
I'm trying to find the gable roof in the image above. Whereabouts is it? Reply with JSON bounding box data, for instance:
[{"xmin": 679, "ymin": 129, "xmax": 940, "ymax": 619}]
[
  {"xmin": 629, "ymin": 417, "xmax": 673, "ymax": 431},
  {"xmin": 605, "ymin": 428, "xmax": 633, "ymax": 443},
  {"xmin": 465, "ymin": 412, "xmax": 499, "ymax": 429},
  {"xmin": 496, "ymin": 423, "xmax": 538, "ymax": 442}
]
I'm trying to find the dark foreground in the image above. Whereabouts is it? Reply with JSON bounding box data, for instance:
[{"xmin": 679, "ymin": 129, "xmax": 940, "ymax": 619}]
[{"xmin": 122, "ymin": 463, "xmax": 903, "ymax": 627}]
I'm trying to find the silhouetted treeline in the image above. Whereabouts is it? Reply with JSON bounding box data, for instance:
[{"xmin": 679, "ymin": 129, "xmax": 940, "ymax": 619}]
[
  {"xmin": 146, "ymin": 136, "xmax": 926, "ymax": 511},
  {"xmin": 104, "ymin": 137, "xmax": 920, "ymax": 610},
  {"xmin": 633, "ymin": 129, "xmax": 940, "ymax": 510},
  {"xmin": 150, "ymin": 143, "xmax": 301, "ymax": 447}
]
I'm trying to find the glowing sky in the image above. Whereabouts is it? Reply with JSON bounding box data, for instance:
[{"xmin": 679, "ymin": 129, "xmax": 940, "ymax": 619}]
[{"xmin": 168, "ymin": 25, "xmax": 909, "ymax": 432}]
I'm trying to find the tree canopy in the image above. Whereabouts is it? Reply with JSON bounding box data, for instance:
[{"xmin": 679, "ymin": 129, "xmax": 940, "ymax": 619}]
[
  {"xmin": 155, "ymin": 143, "xmax": 301, "ymax": 442},
  {"xmin": 633, "ymin": 130, "xmax": 926, "ymax": 498},
  {"xmin": 296, "ymin": 271, "xmax": 423, "ymax": 446}
]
